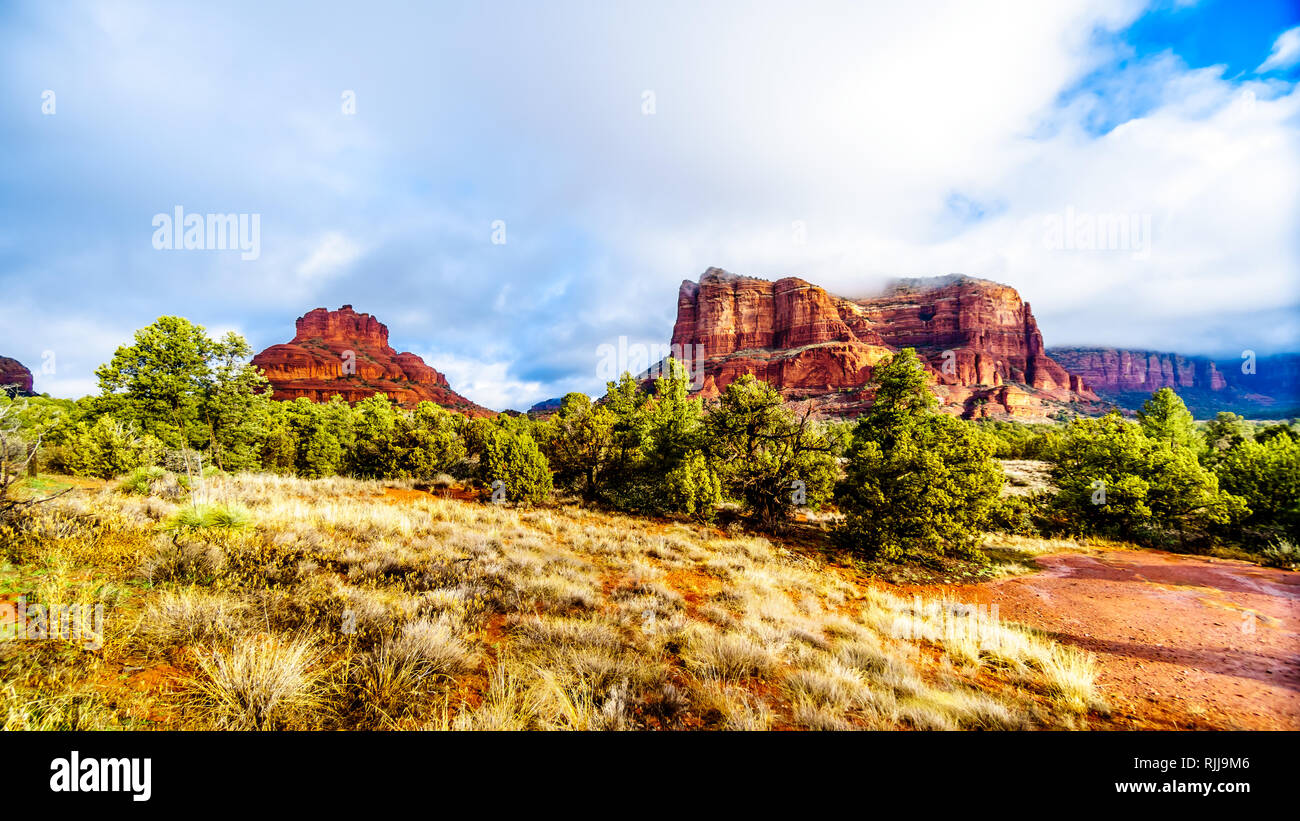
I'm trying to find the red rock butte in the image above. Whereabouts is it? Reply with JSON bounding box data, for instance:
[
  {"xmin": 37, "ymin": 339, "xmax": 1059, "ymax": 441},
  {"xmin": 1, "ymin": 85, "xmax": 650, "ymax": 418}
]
[
  {"xmin": 668, "ymin": 268, "xmax": 1101, "ymax": 420},
  {"xmin": 251, "ymin": 305, "xmax": 493, "ymax": 416},
  {"xmin": 1, "ymin": 355, "xmax": 35, "ymax": 396}
]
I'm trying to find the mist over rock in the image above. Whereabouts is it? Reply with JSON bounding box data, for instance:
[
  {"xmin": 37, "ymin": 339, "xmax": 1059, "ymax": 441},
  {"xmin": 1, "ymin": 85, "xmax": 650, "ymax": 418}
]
[{"xmin": 250, "ymin": 305, "xmax": 493, "ymax": 416}]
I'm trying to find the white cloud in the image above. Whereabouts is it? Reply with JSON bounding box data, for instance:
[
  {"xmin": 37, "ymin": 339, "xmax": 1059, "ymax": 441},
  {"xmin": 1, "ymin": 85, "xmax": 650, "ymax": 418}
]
[
  {"xmin": 424, "ymin": 352, "xmax": 548, "ymax": 411},
  {"xmin": 1258, "ymin": 25, "xmax": 1300, "ymax": 72},
  {"xmin": 296, "ymin": 232, "xmax": 361, "ymax": 282}
]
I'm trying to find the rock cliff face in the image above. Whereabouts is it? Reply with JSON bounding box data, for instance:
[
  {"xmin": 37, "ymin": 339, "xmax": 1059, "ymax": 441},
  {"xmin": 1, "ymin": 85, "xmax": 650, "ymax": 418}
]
[
  {"xmin": 1046, "ymin": 348, "xmax": 1218, "ymax": 394},
  {"xmin": 668, "ymin": 269, "xmax": 1099, "ymax": 420},
  {"xmin": 1048, "ymin": 347, "xmax": 1300, "ymax": 418},
  {"xmin": 251, "ymin": 306, "xmax": 493, "ymax": 416},
  {"xmin": 0, "ymin": 356, "xmax": 34, "ymax": 397}
]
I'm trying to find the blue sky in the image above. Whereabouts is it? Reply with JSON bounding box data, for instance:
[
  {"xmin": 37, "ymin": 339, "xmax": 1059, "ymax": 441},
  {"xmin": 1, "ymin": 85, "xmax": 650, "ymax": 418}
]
[{"xmin": 2, "ymin": 0, "xmax": 1298, "ymax": 409}]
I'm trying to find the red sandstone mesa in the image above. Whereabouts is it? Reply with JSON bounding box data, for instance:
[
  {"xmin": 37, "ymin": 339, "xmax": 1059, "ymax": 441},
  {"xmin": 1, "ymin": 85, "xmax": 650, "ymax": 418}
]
[
  {"xmin": 668, "ymin": 268, "xmax": 1100, "ymax": 420},
  {"xmin": 0, "ymin": 356, "xmax": 35, "ymax": 396},
  {"xmin": 251, "ymin": 305, "xmax": 493, "ymax": 416}
]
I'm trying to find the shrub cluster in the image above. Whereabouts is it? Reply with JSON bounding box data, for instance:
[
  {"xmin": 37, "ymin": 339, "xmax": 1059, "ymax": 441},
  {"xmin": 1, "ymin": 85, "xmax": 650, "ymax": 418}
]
[
  {"xmin": 536, "ymin": 359, "xmax": 839, "ymax": 525},
  {"xmin": 7, "ymin": 314, "xmax": 1296, "ymax": 567}
]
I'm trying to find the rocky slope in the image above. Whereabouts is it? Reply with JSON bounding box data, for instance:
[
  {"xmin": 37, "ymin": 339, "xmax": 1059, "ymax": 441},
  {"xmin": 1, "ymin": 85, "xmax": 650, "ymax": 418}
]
[
  {"xmin": 0, "ymin": 356, "xmax": 34, "ymax": 397},
  {"xmin": 667, "ymin": 269, "xmax": 1101, "ymax": 420},
  {"xmin": 251, "ymin": 305, "xmax": 493, "ymax": 416},
  {"xmin": 1048, "ymin": 347, "xmax": 1300, "ymax": 418}
]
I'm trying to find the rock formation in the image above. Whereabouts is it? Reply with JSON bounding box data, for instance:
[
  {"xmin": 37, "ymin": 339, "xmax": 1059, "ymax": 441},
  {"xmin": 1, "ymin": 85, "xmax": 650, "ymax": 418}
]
[
  {"xmin": 1048, "ymin": 347, "xmax": 1300, "ymax": 418},
  {"xmin": 667, "ymin": 269, "xmax": 1100, "ymax": 420},
  {"xmin": 1046, "ymin": 348, "xmax": 1218, "ymax": 394},
  {"xmin": 0, "ymin": 356, "xmax": 34, "ymax": 397},
  {"xmin": 251, "ymin": 305, "xmax": 493, "ymax": 416},
  {"xmin": 527, "ymin": 397, "xmax": 564, "ymax": 418}
]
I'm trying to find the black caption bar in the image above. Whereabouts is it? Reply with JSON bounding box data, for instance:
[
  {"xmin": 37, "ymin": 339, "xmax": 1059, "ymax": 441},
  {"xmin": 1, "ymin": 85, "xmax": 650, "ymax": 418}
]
[{"xmin": 8, "ymin": 731, "xmax": 1288, "ymax": 810}]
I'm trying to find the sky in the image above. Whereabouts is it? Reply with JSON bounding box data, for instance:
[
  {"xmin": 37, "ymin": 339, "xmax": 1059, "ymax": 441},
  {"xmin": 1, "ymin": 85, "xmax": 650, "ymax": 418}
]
[{"xmin": 1, "ymin": 0, "xmax": 1298, "ymax": 410}]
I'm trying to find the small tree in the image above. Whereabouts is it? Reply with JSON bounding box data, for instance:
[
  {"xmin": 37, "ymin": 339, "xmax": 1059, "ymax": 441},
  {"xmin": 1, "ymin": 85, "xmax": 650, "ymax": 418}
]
[
  {"xmin": 658, "ymin": 451, "xmax": 721, "ymax": 521},
  {"xmin": 832, "ymin": 350, "xmax": 1003, "ymax": 561},
  {"xmin": 202, "ymin": 332, "xmax": 274, "ymax": 471},
  {"xmin": 0, "ymin": 400, "xmax": 67, "ymax": 523},
  {"xmin": 597, "ymin": 359, "xmax": 722, "ymax": 519},
  {"xmin": 602, "ymin": 372, "xmax": 653, "ymax": 490},
  {"xmin": 284, "ymin": 397, "xmax": 351, "ymax": 478},
  {"xmin": 49, "ymin": 415, "xmax": 162, "ymax": 479},
  {"xmin": 349, "ymin": 394, "xmax": 403, "ymax": 478},
  {"xmin": 541, "ymin": 392, "xmax": 617, "ymax": 501},
  {"xmin": 1137, "ymin": 387, "xmax": 1199, "ymax": 451},
  {"xmin": 838, "ymin": 414, "xmax": 1003, "ymax": 560},
  {"xmin": 258, "ymin": 403, "xmax": 297, "ymax": 474},
  {"xmin": 1050, "ymin": 407, "xmax": 1244, "ymax": 544},
  {"xmin": 642, "ymin": 359, "xmax": 720, "ymax": 520},
  {"xmin": 400, "ymin": 402, "xmax": 466, "ymax": 479},
  {"xmin": 1202, "ymin": 411, "xmax": 1249, "ymax": 457},
  {"xmin": 94, "ymin": 318, "xmax": 273, "ymax": 466},
  {"xmin": 703, "ymin": 374, "xmax": 836, "ymax": 530},
  {"xmin": 1214, "ymin": 434, "xmax": 1300, "ymax": 543},
  {"xmin": 94, "ymin": 316, "xmax": 219, "ymax": 449},
  {"xmin": 836, "ymin": 349, "xmax": 1002, "ymax": 560},
  {"xmin": 1050, "ymin": 412, "xmax": 1157, "ymax": 537},
  {"xmin": 483, "ymin": 417, "xmax": 552, "ymax": 505}
]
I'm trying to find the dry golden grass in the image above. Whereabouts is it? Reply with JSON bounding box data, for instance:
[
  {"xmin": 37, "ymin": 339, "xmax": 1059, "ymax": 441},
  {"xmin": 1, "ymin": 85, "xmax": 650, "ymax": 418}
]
[
  {"xmin": 186, "ymin": 632, "xmax": 328, "ymax": 730},
  {"xmin": 0, "ymin": 472, "xmax": 1106, "ymax": 730}
]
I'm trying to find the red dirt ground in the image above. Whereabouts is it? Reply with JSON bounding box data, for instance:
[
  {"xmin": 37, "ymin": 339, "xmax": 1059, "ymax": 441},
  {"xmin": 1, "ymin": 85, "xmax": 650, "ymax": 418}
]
[
  {"xmin": 939, "ymin": 551, "xmax": 1300, "ymax": 729},
  {"xmin": 380, "ymin": 486, "xmax": 481, "ymax": 504}
]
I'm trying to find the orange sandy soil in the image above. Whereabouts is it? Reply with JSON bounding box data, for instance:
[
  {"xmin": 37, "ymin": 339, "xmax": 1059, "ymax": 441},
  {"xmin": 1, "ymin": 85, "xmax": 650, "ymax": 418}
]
[
  {"xmin": 382, "ymin": 486, "xmax": 480, "ymax": 504},
  {"xmin": 904, "ymin": 551, "xmax": 1300, "ymax": 730}
]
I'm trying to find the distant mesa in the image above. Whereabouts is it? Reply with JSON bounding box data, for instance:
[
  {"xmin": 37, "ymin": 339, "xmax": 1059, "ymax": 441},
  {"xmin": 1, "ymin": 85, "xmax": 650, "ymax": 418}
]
[
  {"xmin": 668, "ymin": 268, "xmax": 1102, "ymax": 420},
  {"xmin": 1047, "ymin": 347, "xmax": 1300, "ymax": 419},
  {"xmin": 250, "ymin": 305, "xmax": 494, "ymax": 416},
  {"xmin": 528, "ymin": 397, "xmax": 564, "ymax": 417},
  {"xmin": 1, "ymin": 355, "xmax": 35, "ymax": 397}
]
